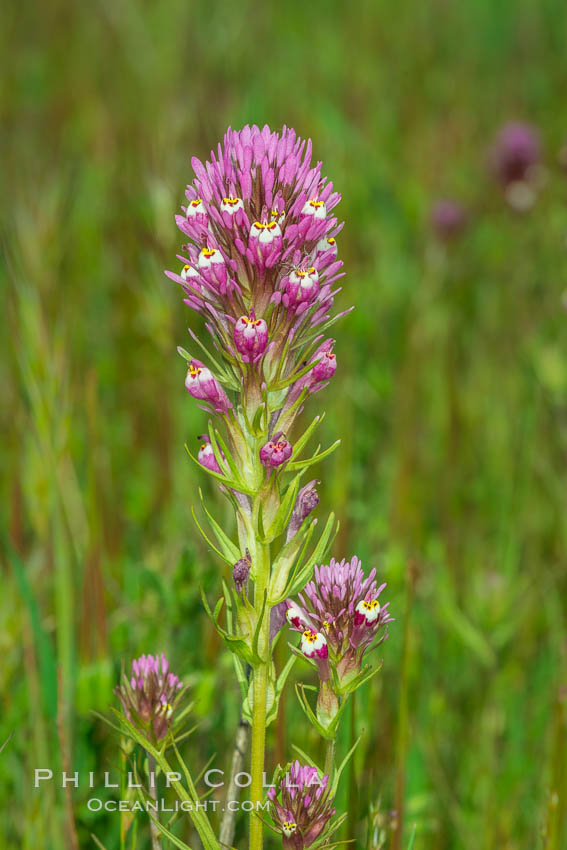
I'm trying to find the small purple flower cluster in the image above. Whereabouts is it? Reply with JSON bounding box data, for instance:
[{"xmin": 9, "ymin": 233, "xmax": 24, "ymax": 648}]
[
  {"xmin": 431, "ymin": 119, "xmax": 551, "ymax": 236},
  {"xmin": 287, "ymin": 556, "xmax": 393, "ymax": 686},
  {"xmin": 268, "ymin": 760, "xmax": 336, "ymax": 850},
  {"xmin": 167, "ymin": 125, "xmax": 349, "ymax": 472},
  {"xmin": 115, "ymin": 653, "xmax": 183, "ymax": 742}
]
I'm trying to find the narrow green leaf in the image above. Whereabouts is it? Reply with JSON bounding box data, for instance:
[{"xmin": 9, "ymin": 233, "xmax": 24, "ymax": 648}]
[
  {"xmin": 287, "ymin": 440, "xmax": 341, "ymax": 472},
  {"xmin": 199, "ymin": 491, "xmax": 242, "ymax": 563}
]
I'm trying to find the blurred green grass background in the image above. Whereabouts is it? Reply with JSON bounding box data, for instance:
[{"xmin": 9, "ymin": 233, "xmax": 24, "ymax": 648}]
[{"xmin": 1, "ymin": 0, "xmax": 567, "ymax": 847}]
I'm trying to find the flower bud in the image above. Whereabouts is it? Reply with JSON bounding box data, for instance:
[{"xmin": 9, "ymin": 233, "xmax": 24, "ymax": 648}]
[
  {"xmin": 233, "ymin": 550, "xmax": 251, "ymax": 594},
  {"xmin": 285, "ymin": 600, "xmax": 314, "ymax": 632},
  {"xmin": 354, "ymin": 598, "xmax": 381, "ymax": 627},
  {"xmin": 185, "ymin": 197, "xmax": 208, "ymax": 227},
  {"xmin": 282, "ymin": 267, "xmax": 319, "ymax": 308},
  {"xmin": 300, "ymin": 629, "xmax": 328, "ymax": 660},
  {"xmin": 311, "ymin": 350, "xmax": 336, "ymax": 383},
  {"xmin": 180, "ymin": 263, "xmax": 200, "ymax": 283},
  {"xmin": 198, "ymin": 440, "xmax": 223, "ymax": 474},
  {"xmin": 198, "ymin": 246, "xmax": 227, "ymax": 289},
  {"xmin": 270, "ymin": 207, "xmax": 285, "ymax": 226},
  {"xmin": 233, "ymin": 311, "xmax": 268, "ymax": 359},
  {"xmin": 220, "ymin": 196, "xmax": 246, "ymax": 227},
  {"xmin": 260, "ymin": 438, "xmax": 293, "ymax": 468},
  {"xmin": 248, "ymin": 220, "xmax": 283, "ymax": 265},
  {"xmin": 301, "ymin": 198, "xmax": 327, "ymax": 220},
  {"xmin": 316, "ymin": 235, "xmax": 337, "ymax": 256},
  {"xmin": 185, "ymin": 360, "xmax": 231, "ymax": 414},
  {"xmin": 115, "ymin": 653, "xmax": 183, "ymax": 743},
  {"xmin": 286, "ymin": 480, "xmax": 319, "ymax": 541}
]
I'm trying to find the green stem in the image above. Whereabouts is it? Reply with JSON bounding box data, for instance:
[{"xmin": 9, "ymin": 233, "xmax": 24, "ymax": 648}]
[
  {"xmin": 147, "ymin": 754, "xmax": 162, "ymax": 850},
  {"xmin": 324, "ymin": 736, "xmax": 336, "ymax": 777},
  {"xmin": 249, "ymin": 540, "xmax": 271, "ymax": 850}
]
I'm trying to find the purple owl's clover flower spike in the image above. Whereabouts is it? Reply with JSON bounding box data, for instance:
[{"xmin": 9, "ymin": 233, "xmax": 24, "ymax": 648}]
[
  {"xmin": 286, "ymin": 556, "xmax": 393, "ymax": 687},
  {"xmin": 268, "ymin": 760, "xmax": 336, "ymax": 850},
  {"xmin": 233, "ymin": 310, "xmax": 269, "ymax": 359},
  {"xmin": 233, "ymin": 549, "xmax": 251, "ymax": 594},
  {"xmin": 431, "ymin": 199, "xmax": 468, "ymax": 243},
  {"xmin": 260, "ymin": 436, "xmax": 293, "ymax": 468},
  {"xmin": 167, "ymin": 125, "xmax": 346, "ymax": 339},
  {"xmin": 115, "ymin": 653, "xmax": 183, "ymax": 742},
  {"xmin": 286, "ymin": 480, "xmax": 320, "ymax": 542},
  {"xmin": 490, "ymin": 121, "xmax": 542, "ymax": 212},
  {"xmin": 185, "ymin": 360, "xmax": 232, "ymax": 415}
]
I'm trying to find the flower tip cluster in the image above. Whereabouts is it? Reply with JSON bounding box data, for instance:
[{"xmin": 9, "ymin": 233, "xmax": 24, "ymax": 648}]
[
  {"xmin": 116, "ymin": 653, "xmax": 183, "ymax": 742},
  {"xmin": 431, "ymin": 199, "xmax": 468, "ymax": 243},
  {"xmin": 490, "ymin": 121, "xmax": 542, "ymax": 211},
  {"xmin": 269, "ymin": 760, "xmax": 335, "ymax": 850},
  {"xmin": 287, "ymin": 555, "xmax": 393, "ymax": 685},
  {"xmin": 169, "ymin": 124, "xmax": 347, "ymax": 439}
]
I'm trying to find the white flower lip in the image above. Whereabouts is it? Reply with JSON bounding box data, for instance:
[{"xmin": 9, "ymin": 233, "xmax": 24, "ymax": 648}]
[
  {"xmin": 198, "ymin": 247, "xmax": 224, "ymax": 268},
  {"xmin": 186, "ymin": 198, "xmax": 206, "ymax": 217},
  {"xmin": 300, "ymin": 629, "xmax": 327, "ymax": 656},
  {"xmin": 181, "ymin": 264, "xmax": 199, "ymax": 280},
  {"xmin": 301, "ymin": 198, "xmax": 327, "ymax": 219},
  {"xmin": 316, "ymin": 236, "xmax": 337, "ymax": 253},
  {"xmin": 221, "ymin": 197, "xmax": 244, "ymax": 214},
  {"xmin": 250, "ymin": 221, "xmax": 282, "ymax": 243},
  {"xmin": 356, "ymin": 599, "xmax": 380, "ymax": 624}
]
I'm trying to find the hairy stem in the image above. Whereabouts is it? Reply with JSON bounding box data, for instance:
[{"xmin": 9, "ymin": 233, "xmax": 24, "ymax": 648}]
[{"xmin": 249, "ymin": 540, "xmax": 271, "ymax": 850}]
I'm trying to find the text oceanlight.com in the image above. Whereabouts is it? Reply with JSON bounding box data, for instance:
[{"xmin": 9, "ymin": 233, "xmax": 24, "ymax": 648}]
[{"xmin": 86, "ymin": 799, "xmax": 270, "ymax": 813}]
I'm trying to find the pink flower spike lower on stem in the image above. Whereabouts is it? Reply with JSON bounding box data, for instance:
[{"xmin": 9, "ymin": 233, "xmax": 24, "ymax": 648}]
[
  {"xmin": 287, "ymin": 555, "xmax": 394, "ymax": 686},
  {"xmin": 268, "ymin": 760, "xmax": 336, "ymax": 850},
  {"xmin": 115, "ymin": 653, "xmax": 183, "ymax": 742}
]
